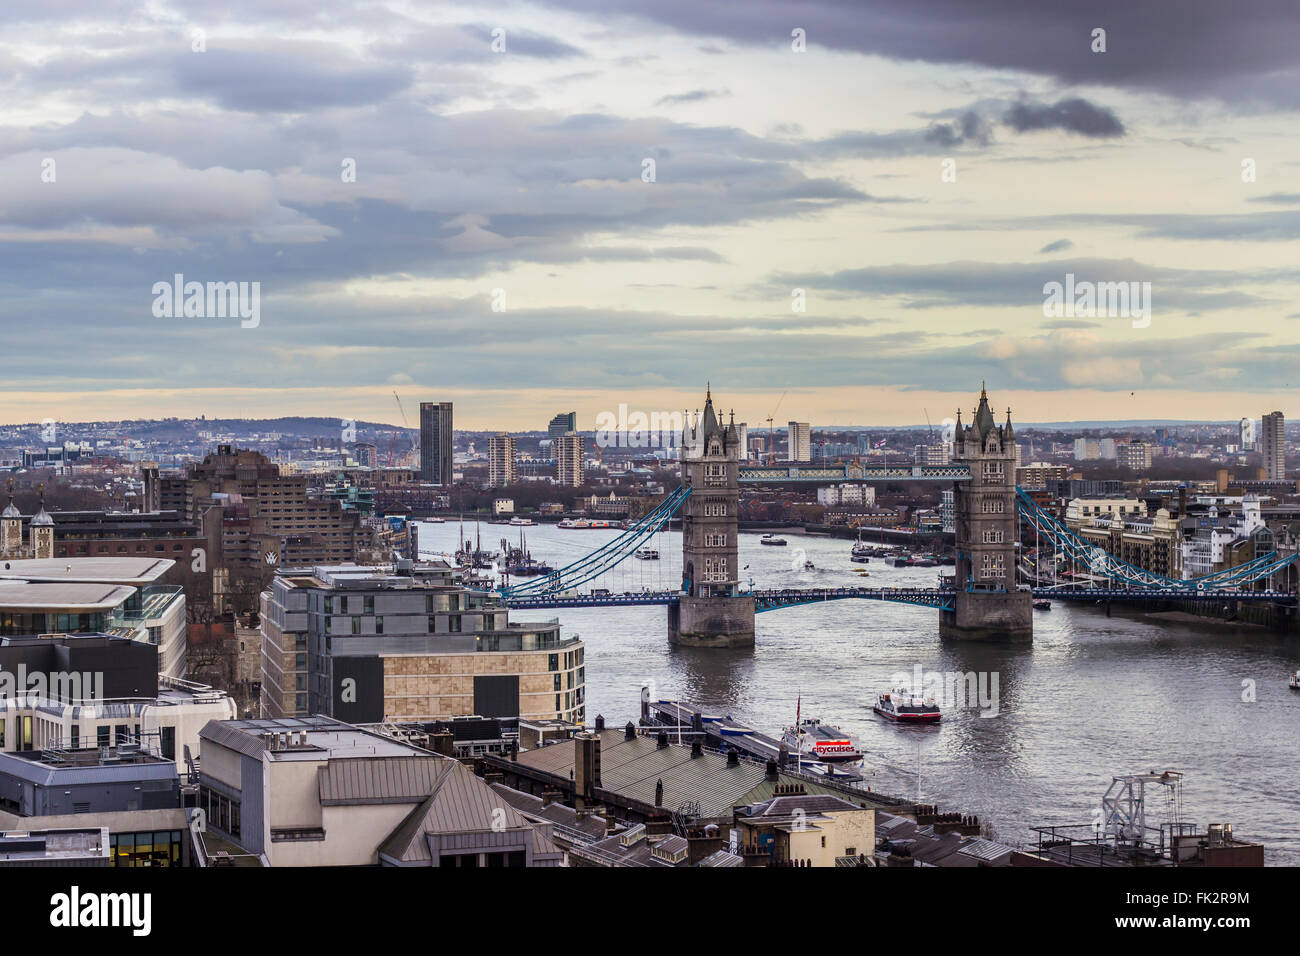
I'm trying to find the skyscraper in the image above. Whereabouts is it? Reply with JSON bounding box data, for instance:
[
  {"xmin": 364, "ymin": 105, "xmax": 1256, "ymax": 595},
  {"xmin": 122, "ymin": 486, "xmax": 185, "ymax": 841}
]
[
  {"xmin": 1240, "ymin": 417, "xmax": 1257, "ymax": 451},
  {"xmin": 548, "ymin": 412, "xmax": 577, "ymax": 442},
  {"xmin": 787, "ymin": 422, "xmax": 811, "ymax": 462},
  {"xmin": 1262, "ymin": 411, "xmax": 1284, "ymax": 480},
  {"xmin": 419, "ymin": 401, "xmax": 453, "ymax": 485},
  {"xmin": 556, "ymin": 432, "xmax": 583, "ymax": 487},
  {"xmin": 488, "ymin": 432, "xmax": 517, "ymax": 488}
]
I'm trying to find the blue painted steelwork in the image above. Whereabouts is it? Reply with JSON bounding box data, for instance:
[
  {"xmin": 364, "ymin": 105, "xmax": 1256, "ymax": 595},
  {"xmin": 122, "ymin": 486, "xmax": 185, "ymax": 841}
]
[
  {"xmin": 738, "ymin": 463, "xmax": 971, "ymax": 483},
  {"xmin": 499, "ymin": 486, "xmax": 692, "ymax": 598},
  {"xmin": 1015, "ymin": 487, "xmax": 1298, "ymax": 590}
]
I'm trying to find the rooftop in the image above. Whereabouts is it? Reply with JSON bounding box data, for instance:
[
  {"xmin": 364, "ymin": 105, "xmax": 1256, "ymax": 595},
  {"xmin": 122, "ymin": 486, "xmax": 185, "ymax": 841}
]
[
  {"xmin": 199, "ymin": 715, "xmax": 431, "ymax": 763},
  {"xmin": 0, "ymin": 557, "xmax": 175, "ymax": 586}
]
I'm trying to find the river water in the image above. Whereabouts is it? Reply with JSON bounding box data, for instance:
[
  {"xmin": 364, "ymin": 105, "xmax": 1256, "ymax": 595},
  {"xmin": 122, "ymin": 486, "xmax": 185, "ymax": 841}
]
[{"xmin": 417, "ymin": 520, "xmax": 1300, "ymax": 864}]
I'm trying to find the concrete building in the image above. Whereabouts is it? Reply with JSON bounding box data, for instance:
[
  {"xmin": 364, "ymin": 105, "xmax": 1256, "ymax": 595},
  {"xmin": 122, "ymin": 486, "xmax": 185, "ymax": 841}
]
[
  {"xmin": 816, "ymin": 484, "xmax": 876, "ymax": 507},
  {"xmin": 672, "ymin": 388, "xmax": 753, "ymax": 647},
  {"xmin": 0, "ymin": 826, "xmax": 112, "ymax": 866},
  {"xmin": 1117, "ymin": 441, "xmax": 1152, "ymax": 471},
  {"xmin": 1016, "ymin": 462, "xmax": 1069, "ymax": 488},
  {"xmin": 943, "ymin": 386, "xmax": 1031, "ymax": 642},
  {"xmin": 735, "ymin": 422, "xmax": 749, "ymax": 460},
  {"xmin": 555, "ymin": 432, "xmax": 584, "ymax": 487},
  {"xmin": 0, "ymin": 558, "xmax": 187, "ymax": 679},
  {"xmin": 1073, "ymin": 437, "xmax": 1100, "ymax": 460},
  {"xmin": 196, "ymin": 715, "xmax": 562, "ymax": 866},
  {"xmin": 1262, "ymin": 411, "xmax": 1285, "ymax": 480},
  {"xmin": 147, "ymin": 446, "xmax": 374, "ymax": 614},
  {"xmin": 259, "ymin": 563, "xmax": 585, "ymax": 724},
  {"xmin": 787, "ymin": 422, "xmax": 811, "ymax": 463},
  {"xmin": 1099, "ymin": 438, "xmax": 1117, "ymax": 460},
  {"xmin": 419, "ymin": 401, "xmax": 454, "ymax": 485},
  {"xmin": 913, "ymin": 443, "xmax": 953, "ymax": 466},
  {"xmin": 487, "ymin": 432, "xmax": 517, "ymax": 488}
]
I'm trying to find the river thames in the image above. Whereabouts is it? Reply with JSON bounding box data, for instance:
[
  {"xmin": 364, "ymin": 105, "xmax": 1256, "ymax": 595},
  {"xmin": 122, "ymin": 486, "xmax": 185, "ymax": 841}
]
[{"xmin": 417, "ymin": 519, "xmax": 1300, "ymax": 864}]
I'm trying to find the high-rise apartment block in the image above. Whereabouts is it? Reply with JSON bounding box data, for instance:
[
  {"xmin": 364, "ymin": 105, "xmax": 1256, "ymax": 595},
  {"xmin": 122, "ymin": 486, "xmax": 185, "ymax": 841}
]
[
  {"xmin": 555, "ymin": 432, "xmax": 583, "ymax": 487},
  {"xmin": 419, "ymin": 401, "xmax": 454, "ymax": 485},
  {"xmin": 488, "ymin": 433, "xmax": 517, "ymax": 488},
  {"xmin": 1262, "ymin": 411, "xmax": 1285, "ymax": 480},
  {"xmin": 787, "ymin": 422, "xmax": 811, "ymax": 463},
  {"xmin": 1116, "ymin": 441, "xmax": 1152, "ymax": 471}
]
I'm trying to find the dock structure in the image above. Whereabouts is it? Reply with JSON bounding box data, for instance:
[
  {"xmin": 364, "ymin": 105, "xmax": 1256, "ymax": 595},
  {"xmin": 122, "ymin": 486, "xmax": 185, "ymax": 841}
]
[{"xmin": 642, "ymin": 699, "xmax": 868, "ymax": 785}]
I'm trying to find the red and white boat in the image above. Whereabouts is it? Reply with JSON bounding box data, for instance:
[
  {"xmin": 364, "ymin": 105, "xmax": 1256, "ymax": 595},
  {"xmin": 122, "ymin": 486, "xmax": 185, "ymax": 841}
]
[
  {"xmin": 873, "ymin": 688, "xmax": 941, "ymax": 724},
  {"xmin": 781, "ymin": 718, "xmax": 863, "ymax": 764}
]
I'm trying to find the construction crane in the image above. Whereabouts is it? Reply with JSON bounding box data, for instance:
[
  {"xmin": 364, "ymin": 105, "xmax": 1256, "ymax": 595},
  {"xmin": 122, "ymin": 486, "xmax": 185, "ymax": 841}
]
[
  {"xmin": 765, "ymin": 391, "xmax": 787, "ymax": 466},
  {"xmin": 388, "ymin": 391, "xmax": 410, "ymax": 467}
]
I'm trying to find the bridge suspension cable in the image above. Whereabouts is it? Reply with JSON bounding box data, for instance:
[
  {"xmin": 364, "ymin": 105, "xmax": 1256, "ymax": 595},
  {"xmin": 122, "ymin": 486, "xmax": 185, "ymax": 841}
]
[
  {"xmin": 1014, "ymin": 488, "xmax": 1296, "ymax": 590},
  {"xmin": 500, "ymin": 486, "xmax": 692, "ymax": 597}
]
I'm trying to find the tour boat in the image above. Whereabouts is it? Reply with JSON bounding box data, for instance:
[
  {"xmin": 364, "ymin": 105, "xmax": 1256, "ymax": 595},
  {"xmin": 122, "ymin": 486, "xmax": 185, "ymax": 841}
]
[
  {"xmin": 557, "ymin": 518, "xmax": 591, "ymax": 529},
  {"xmin": 1033, "ymin": 599, "xmax": 1052, "ymax": 611},
  {"xmin": 1289, "ymin": 670, "xmax": 1300, "ymax": 691},
  {"xmin": 761, "ymin": 534, "xmax": 787, "ymax": 546},
  {"xmin": 634, "ymin": 548, "xmax": 660, "ymax": 560},
  {"xmin": 781, "ymin": 717, "xmax": 863, "ymax": 765},
  {"xmin": 508, "ymin": 516, "xmax": 534, "ymax": 526},
  {"xmin": 873, "ymin": 688, "xmax": 941, "ymax": 724}
]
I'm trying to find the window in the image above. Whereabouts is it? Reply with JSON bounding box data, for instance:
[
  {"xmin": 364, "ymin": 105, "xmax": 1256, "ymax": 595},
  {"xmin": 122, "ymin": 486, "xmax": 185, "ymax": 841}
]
[
  {"xmin": 548, "ymin": 654, "xmax": 559, "ymax": 672},
  {"xmin": 703, "ymin": 502, "xmax": 727, "ymax": 517},
  {"xmin": 363, "ymin": 595, "xmax": 374, "ymax": 614},
  {"xmin": 375, "ymin": 616, "xmax": 383, "ymax": 634},
  {"xmin": 448, "ymin": 615, "xmax": 461, "ymax": 633},
  {"xmin": 982, "ymin": 529, "xmax": 1004, "ymax": 543},
  {"xmin": 324, "ymin": 596, "xmax": 333, "ymax": 615},
  {"xmin": 980, "ymin": 498, "xmax": 1005, "ymax": 514},
  {"xmin": 351, "ymin": 617, "xmax": 361, "ymax": 635},
  {"xmin": 983, "ymin": 461, "xmax": 1005, "ymax": 477},
  {"xmin": 428, "ymin": 616, "xmax": 437, "ymax": 633},
  {"xmin": 98, "ymin": 726, "xmax": 110, "ymax": 748},
  {"xmin": 705, "ymin": 532, "xmax": 726, "ymax": 547}
]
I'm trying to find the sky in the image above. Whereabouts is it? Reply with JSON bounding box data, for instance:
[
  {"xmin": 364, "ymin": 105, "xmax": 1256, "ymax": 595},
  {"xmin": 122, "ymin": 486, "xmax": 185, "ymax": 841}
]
[{"xmin": 2, "ymin": 0, "xmax": 1300, "ymax": 431}]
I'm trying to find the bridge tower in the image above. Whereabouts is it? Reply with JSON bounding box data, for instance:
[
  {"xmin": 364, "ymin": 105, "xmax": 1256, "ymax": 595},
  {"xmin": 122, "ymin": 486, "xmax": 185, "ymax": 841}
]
[
  {"xmin": 941, "ymin": 384, "xmax": 1033, "ymax": 642},
  {"xmin": 669, "ymin": 386, "xmax": 756, "ymax": 647}
]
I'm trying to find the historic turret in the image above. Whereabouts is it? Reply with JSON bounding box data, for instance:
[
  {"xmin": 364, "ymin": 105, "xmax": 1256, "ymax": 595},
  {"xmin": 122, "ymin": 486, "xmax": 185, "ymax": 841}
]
[
  {"xmin": 941, "ymin": 384, "xmax": 1033, "ymax": 642},
  {"xmin": 669, "ymin": 384, "xmax": 755, "ymax": 648}
]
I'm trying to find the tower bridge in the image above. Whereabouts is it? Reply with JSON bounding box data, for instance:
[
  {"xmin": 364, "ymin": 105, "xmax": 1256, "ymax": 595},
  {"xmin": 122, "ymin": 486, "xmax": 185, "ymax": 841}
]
[{"xmin": 497, "ymin": 385, "xmax": 1298, "ymax": 645}]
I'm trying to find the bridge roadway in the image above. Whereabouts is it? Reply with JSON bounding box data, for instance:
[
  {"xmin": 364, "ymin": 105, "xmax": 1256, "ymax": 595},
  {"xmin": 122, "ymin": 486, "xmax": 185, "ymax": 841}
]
[
  {"xmin": 737, "ymin": 463, "xmax": 970, "ymax": 483},
  {"xmin": 499, "ymin": 586, "xmax": 1297, "ymax": 611}
]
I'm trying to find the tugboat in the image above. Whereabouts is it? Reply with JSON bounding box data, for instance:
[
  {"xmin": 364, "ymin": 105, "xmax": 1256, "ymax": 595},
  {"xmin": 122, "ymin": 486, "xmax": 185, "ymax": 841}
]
[
  {"xmin": 634, "ymin": 548, "xmax": 660, "ymax": 560},
  {"xmin": 851, "ymin": 530, "xmax": 872, "ymax": 563},
  {"xmin": 782, "ymin": 718, "xmax": 863, "ymax": 765},
  {"xmin": 761, "ymin": 534, "xmax": 787, "ymax": 546},
  {"xmin": 873, "ymin": 688, "xmax": 941, "ymax": 724}
]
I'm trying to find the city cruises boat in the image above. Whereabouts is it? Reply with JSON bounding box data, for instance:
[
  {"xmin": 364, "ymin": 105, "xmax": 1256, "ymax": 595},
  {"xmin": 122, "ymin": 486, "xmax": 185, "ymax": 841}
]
[
  {"xmin": 873, "ymin": 689, "xmax": 941, "ymax": 724},
  {"xmin": 1289, "ymin": 670, "xmax": 1300, "ymax": 690},
  {"xmin": 1033, "ymin": 599, "xmax": 1052, "ymax": 611},
  {"xmin": 589, "ymin": 519, "xmax": 615, "ymax": 529},
  {"xmin": 634, "ymin": 548, "xmax": 660, "ymax": 560},
  {"xmin": 557, "ymin": 518, "xmax": 592, "ymax": 529},
  {"xmin": 781, "ymin": 717, "xmax": 863, "ymax": 765},
  {"xmin": 508, "ymin": 516, "xmax": 534, "ymax": 526},
  {"xmin": 422, "ymin": 516, "xmax": 446, "ymax": 523},
  {"xmin": 760, "ymin": 534, "xmax": 787, "ymax": 546}
]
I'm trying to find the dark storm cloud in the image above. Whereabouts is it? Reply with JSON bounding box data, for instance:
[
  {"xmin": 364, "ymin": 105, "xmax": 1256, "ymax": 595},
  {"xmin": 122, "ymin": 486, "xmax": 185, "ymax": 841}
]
[
  {"xmin": 1003, "ymin": 98, "xmax": 1125, "ymax": 138},
  {"xmin": 543, "ymin": 0, "xmax": 1300, "ymax": 106},
  {"xmin": 1039, "ymin": 239, "xmax": 1074, "ymax": 253}
]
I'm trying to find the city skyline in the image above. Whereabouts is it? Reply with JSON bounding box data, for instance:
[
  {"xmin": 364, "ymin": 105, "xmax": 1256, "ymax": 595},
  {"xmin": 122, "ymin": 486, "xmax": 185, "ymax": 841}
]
[{"xmin": 4, "ymin": 1, "xmax": 1300, "ymax": 427}]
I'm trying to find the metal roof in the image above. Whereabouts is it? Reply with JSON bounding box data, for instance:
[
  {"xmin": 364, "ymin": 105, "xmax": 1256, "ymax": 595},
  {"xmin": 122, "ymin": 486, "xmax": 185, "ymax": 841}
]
[{"xmin": 318, "ymin": 756, "xmax": 447, "ymax": 806}]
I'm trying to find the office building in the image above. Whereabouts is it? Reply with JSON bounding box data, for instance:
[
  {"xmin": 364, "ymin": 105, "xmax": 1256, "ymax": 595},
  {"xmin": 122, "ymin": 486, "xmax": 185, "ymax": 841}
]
[
  {"xmin": 1099, "ymin": 438, "xmax": 1117, "ymax": 460},
  {"xmin": 488, "ymin": 433, "xmax": 518, "ymax": 488},
  {"xmin": 1262, "ymin": 411, "xmax": 1284, "ymax": 480},
  {"xmin": 259, "ymin": 563, "xmax": 585, "ymax": 724},
  {"xmin": 419, "ymin": 401, "xmax": 454, "ymax": 485},
  {"xmin": 548, "ymin": 412, "xmax": 577, "ymax": 441},
  {"xmin": 556, "ymin": 432, "xmax": 584, "ymax": 487},
  {"xmin": 735, "ymin": 422, "xmax": 749, "ymax": 460},
  {"xmin": 787, "ymin": 422, "xmax": 811, "ymax": 463},
  {"xmin": 913, "ymin": 443, "xmax": 952, "ymax": 466},
  {"xmin": 196, "ymin": 715, "xmax": 562, "ymax": 866},
  {"xmin": 0, "ymin": 827, "xmax": 112, "ymax": 867},
  {"xmin": 0, "ymin": 557, "xmax": 187, "ymax": 679},
  {"xmin": 148, "ymin": 446, "xmax": 375, "ymax": 614},
  {"xmin": 1016, "ymin": 462, "xmax": 1069, "ymax": 488},
  {"xmin": 1073, "ymin": 437, "xmax": 1100, "ymax": 460}
]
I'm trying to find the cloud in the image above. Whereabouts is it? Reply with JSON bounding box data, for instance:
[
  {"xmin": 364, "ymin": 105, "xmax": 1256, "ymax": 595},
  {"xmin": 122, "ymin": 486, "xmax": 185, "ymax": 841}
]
[
  {"xmin": 656, "ymin": 89, "xmax": 730, "ymax": 106},
  {"xmin": 1039, "ymin": 239, "xmax": 1074, "ymax": 254},
  {"xmin": 1003, "ymin": 97, "xmax": 1125, "ymax": 138}
]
